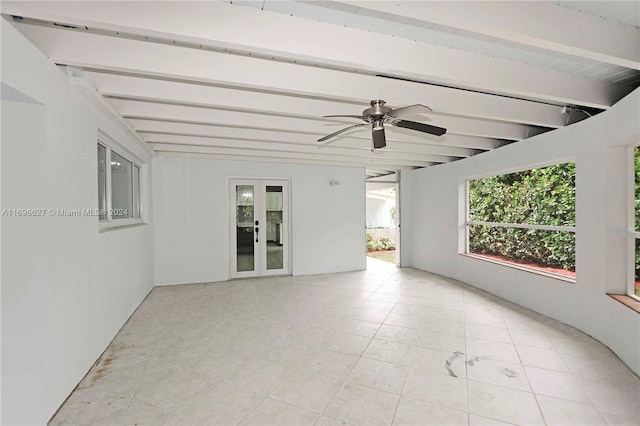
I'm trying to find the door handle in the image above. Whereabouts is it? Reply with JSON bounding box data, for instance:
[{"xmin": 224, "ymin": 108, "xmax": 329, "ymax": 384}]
[{"xmin": 255, "ymin": 227, "xmax": 259, "ymax": 243}]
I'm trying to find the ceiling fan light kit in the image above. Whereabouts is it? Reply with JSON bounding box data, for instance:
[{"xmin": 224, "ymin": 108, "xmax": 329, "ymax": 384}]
[{"xmin": 318, "ymin": 99, "xmax": 447, "ymax": 149}]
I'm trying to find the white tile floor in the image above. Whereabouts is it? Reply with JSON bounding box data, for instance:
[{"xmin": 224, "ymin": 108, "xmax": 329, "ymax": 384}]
[{"xmin": 51, "ymin": 259, "xmax": 640, "ymax": 425}]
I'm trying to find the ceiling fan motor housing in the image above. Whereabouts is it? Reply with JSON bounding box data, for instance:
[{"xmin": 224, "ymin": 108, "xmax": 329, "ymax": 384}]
[{"xmin": 364, "ymin": 99, "xmax": 392, "ymax": 122}]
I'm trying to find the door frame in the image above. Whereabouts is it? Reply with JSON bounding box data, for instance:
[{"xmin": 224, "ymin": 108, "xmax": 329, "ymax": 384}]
[
  {"xmin": 228, "ymin": 177, "xmax": 291, "ymax": 279},
  {"xmin": 395, "ymin": 174, "xmax": 401, "ymax": 267}
]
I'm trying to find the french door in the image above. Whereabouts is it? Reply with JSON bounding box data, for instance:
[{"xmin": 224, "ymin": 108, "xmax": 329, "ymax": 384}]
[{"xmin": 230, "ymin": 179, "xmax": 290, "ymax": 278}]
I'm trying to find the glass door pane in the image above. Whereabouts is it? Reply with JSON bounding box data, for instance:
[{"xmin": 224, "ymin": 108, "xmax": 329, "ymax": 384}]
[
  {"xmin": 236, "ymin": 185, "xmax": 255, "ymax": 272},
  {"xmin": 230, "ymin": 178, "xmax": 288, "ymax": 278},
  {"xmin": 266, "ymin": 186, "xmax": 284, "ymax": 270}
]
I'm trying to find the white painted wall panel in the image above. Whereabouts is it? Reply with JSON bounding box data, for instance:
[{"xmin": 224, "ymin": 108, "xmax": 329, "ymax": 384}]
[
  {"xmin": 1, "ymin": 20, "xmax": 154, "ymax": 425},
  {"xmin": 152, "ymin": 157, "xmax": 366, "ymax": 285},
  {"xmin": 403, "ymin": 88, "xmax": 640, "ymax": 375},
  {"xmin": 366, "ymin": 198, "xmax": 395, "ymax": 228}
]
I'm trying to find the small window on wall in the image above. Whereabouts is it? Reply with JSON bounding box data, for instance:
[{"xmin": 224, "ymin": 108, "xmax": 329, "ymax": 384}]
[
  {"xmin": 97, "ymin": 142, "xmax": 142, "ymax": 227},
  {"xmin": 110, "ymin": 151, "xmax": 134, "ymax": 219},
  {"xmin": 631, "ymin": 147, "xmax": 640, "ymax": 299},
  {"xmin": 465, "ymin": 162, "xmax": 576, "ymax": 280},
  {"xmin": 97, "ymin": 144, "xmax": 107, "ymax": 220}
]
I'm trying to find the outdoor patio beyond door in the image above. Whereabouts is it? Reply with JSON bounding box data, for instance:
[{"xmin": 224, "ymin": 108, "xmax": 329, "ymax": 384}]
[{"xmin": 230, "ymin": 179, "xmax": 290, "ymax": 278}]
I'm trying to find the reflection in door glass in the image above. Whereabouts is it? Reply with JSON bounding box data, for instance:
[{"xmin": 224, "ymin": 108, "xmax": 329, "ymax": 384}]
[
  {"xmin": 266, "ymin": 186, "xmax": 284, "ymax": 270},
  {"xmin": 236, "ymin": 185, "xmax": 254, "ymax": 272}
]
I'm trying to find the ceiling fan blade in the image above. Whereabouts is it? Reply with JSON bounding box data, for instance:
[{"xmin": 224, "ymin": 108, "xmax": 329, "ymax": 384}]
[
  {"xmin": 317, "ymin": 123, "xmax": 366, "ymax": 142},
  {"xmin": 387, "ymin": 104, "xmax": 432, "ymax": 118},
  {"xmin": 393, "ymin": 119, "xmax": 447, "ymax": 136},
  {"xmin": 372, "ymin": 128, "xmax": 386, "ymax": 149},
  {"xmin": 323, "ymin": 115, "xmax": 365, "ymax": 120}
]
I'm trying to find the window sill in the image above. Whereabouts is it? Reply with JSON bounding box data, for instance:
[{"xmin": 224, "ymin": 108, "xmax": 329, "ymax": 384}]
[
  {"xmin": 99, "ymin": 219, "xmax": 145, "ymax": 232},
  {"xmin": 460, "ymin": 253, "xmax": 576, "ymax": 283},
  {"xmin": 607, "ymin": 294, "xmax": 640, "ymax": 314}
]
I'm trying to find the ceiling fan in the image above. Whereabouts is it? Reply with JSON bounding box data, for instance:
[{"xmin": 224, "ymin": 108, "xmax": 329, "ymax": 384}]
[{"xmin": 318, "ymin": 100, "xmax": 447, "ymax": 149}]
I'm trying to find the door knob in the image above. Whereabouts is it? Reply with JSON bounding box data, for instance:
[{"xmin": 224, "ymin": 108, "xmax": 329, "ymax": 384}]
[{"xmin": 255, "ymin": 227, "xmax": 259, "ymax": 243}]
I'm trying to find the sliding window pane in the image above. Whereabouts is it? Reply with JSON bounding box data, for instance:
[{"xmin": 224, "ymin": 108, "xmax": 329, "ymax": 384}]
[
  {"xmin": 97, "ymin": 144, "xmax": 107, "ymax": 220},
  {"xmin": 110, "ymin": 151, "xmax": 133, "ymax": 219},
  {"xmin": 133, "ymin": 165, "xmax": 141, "ymax": 219}
]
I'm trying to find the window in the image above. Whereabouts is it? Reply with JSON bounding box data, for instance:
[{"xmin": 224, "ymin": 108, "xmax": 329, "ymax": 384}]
[
  {"xmin": 97, "ymin": 142, "xmax": 142, "ymax": 227},
  {"xmin": 97, "ymin": 144, "xmax": 107, "ymax": 220},
  {"xmin": 110, "ymin": 151, "xmax": 134, "ymax": 219},
  {"xmin": 631, "ymin": 147, "xmax": 640, "ymax": 299},
  {"xmin": 465, "ymin": 162, "xmax": 576, "ymax": 280}
]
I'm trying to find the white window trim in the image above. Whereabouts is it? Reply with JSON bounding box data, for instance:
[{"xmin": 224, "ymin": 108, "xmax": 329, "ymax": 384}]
[
  {"xmin": 628, "ymin": 145, "xmax": 640, "ymax": 301},
  {"xmin": 463, "ymin": 162, "xmax": 576, "ymax": 282},
  {"xmin": 100, "ymin": 218, "xmax": 143, "ymax": 231},
  {"xmin": 98, "ymin": 139, "xmax": 144, "ymax": 231}
]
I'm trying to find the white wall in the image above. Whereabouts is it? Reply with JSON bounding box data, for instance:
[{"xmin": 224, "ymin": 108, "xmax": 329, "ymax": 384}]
[
  {"xmin": 366, "ymin": 197, "xmax": 395, "ymax": 228},
  {"xmin": 1, "ymin": 19, "xmax": 154, "ymax": 425},
  {"xmin": 153, "ymin": 156, "xmax": 366, "ymax": 285},
  {"xmin": 403, "ymin": 88, "xmax": 640, "ymax": 375}
]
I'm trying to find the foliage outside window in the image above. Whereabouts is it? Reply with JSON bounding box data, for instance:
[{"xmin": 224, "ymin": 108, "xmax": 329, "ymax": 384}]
[
  {"xmin": 98, "ymin": 142, "xmax": 142, "ymax": 227},
  {"xmin": 466, "ymin": 162, "xmax": 576, "ymax": 279}
]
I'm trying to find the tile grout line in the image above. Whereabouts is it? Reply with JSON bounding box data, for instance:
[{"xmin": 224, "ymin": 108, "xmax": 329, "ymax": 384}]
[
  {"xmin": 106, "ymin": 286, "xmax": 174, "ymax": 424},
  {"xmin": 316, "ymin": 275, "xmax": 392, "ymax": 424},
  {"xmin": 371, "ymin": 269, "xmax": 405, "ymax": 426},
  {"xmin": 504, "ymin": 317, "xmax": 548, "ymax": 425},
  {"xmin": 51, "ymin": 266, "xmax": 640, "ymax": 425},
  {"xmin": 234, "ymin": 393, "xmax": 274, "ymax": 426},
  {"xmin": 552, "ymin": 349, "xmax": 608, "ymax": 414},
  {"xmin": 463, "ymin": 287, "xmax": 471, "ymax": 426}
]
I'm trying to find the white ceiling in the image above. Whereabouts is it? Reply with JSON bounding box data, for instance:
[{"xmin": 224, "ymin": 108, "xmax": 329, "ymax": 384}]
[{"xmin": 3, "ymin": 1, "xmax": 639, "ymax": 178}]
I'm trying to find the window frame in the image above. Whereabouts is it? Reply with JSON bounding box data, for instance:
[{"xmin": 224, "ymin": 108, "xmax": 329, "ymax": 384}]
[
  {"xmin": 628, "ymin": 145, "xmax": 640, "ymax": 300},
  {"xmin": 97, "ymin": 139, "xmax": 144, "ymax": 230},
  {"xmin": 462, "ymin": 161, "xmax": 577, "ymax": 282},
  {"xmin": 97, "ymin": 143, "xmax": 108, "ymax": 221}
]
